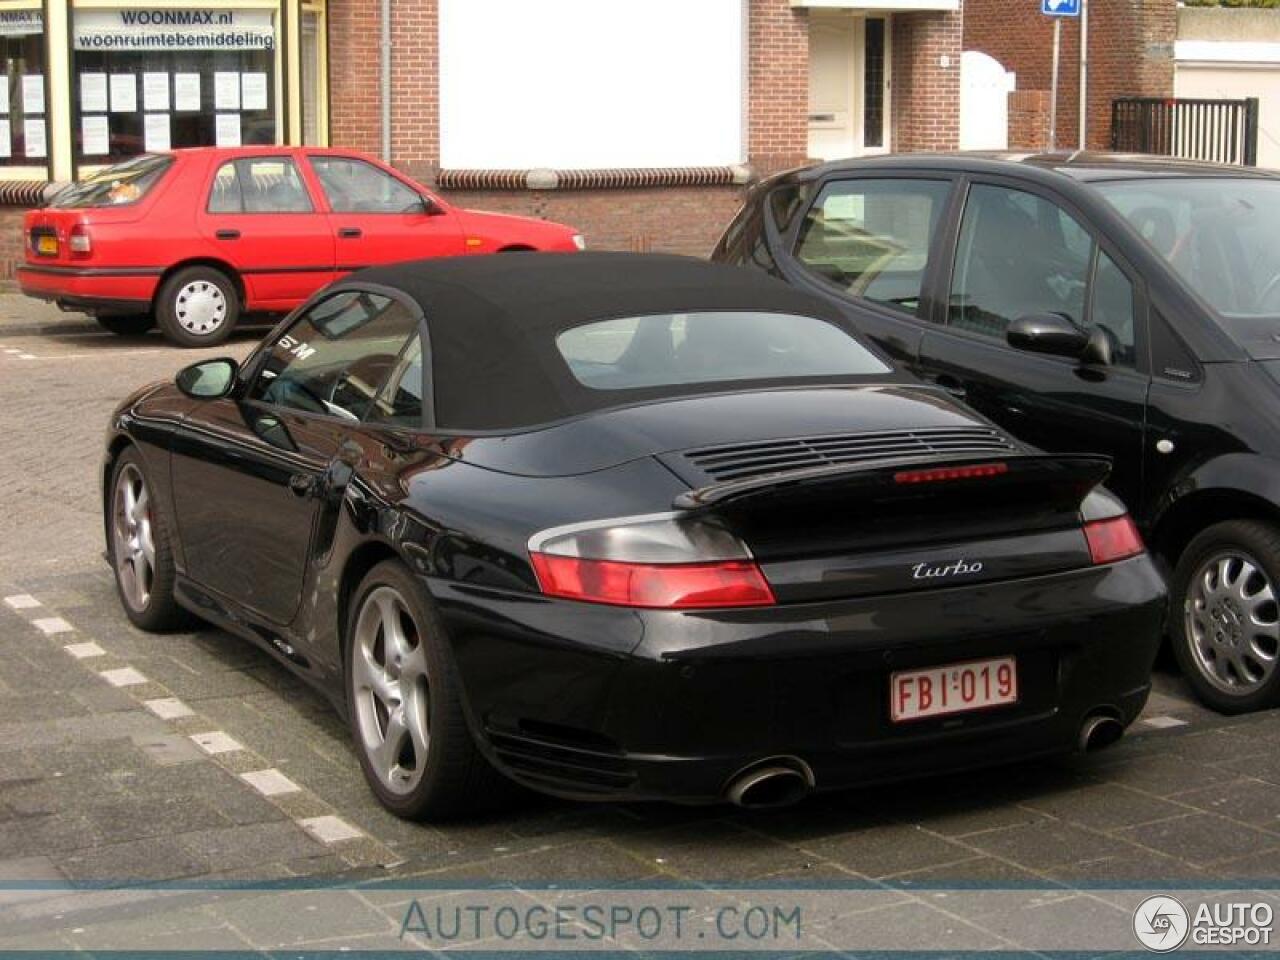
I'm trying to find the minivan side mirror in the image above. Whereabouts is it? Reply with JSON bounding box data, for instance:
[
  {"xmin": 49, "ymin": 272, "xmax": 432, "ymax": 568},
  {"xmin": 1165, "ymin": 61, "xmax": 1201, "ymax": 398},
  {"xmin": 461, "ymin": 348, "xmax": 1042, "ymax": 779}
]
[
  {"xmin": 176, "ymin": 358, "xmax": 239, "ymax": 399},
  {"xmin": 1007, "ymin": 314, "xmax": 1093, "ymax": 362}
]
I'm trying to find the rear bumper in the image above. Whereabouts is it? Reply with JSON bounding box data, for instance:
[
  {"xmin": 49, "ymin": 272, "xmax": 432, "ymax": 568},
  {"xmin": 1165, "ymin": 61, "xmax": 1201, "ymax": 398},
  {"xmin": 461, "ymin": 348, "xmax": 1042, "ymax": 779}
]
[
  {"xmin": 18, "ymin": 264, "xmax": 159, "ymax": 314},
  {"xmin": 432, "ymin": 555, "xmax": 1167, "ymax": 804}
]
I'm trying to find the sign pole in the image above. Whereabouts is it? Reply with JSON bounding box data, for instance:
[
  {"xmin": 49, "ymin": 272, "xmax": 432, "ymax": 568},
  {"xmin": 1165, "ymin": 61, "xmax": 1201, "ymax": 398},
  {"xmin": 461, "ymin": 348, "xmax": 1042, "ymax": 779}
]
[
  {"xmin": 1049, "ymin": 18, "xmax": 1060, "ymax": 152},
  {"xmin": 1078, "ymin": 0, "xmax": 1089, "ymax": 149}
]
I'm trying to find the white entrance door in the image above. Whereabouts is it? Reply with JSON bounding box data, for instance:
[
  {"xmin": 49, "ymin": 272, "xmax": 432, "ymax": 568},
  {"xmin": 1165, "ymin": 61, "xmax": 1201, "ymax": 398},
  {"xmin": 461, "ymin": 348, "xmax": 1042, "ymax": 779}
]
[{"xmin": 807, "ymin": 13, "xmax": 890, "ymax": 162}]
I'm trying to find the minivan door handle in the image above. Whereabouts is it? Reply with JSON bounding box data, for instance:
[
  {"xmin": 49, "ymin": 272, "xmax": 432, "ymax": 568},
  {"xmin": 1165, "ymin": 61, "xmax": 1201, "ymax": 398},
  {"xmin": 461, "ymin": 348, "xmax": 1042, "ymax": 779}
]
[
  {"xmin": 215, "ymin": 229, "xmax": 240, "ymax": 240},
  {"xmin": 338, "ymin": 227, "xmax": 363, "ymax": 239}
]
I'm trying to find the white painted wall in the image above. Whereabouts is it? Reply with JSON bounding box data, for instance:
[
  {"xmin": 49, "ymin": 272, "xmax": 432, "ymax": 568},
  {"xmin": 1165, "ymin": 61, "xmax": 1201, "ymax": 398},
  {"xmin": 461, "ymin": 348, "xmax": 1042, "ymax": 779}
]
[
  {"xmin": 438, "ymin": 0, "xmax": 746, "ymax": 170},
  {"xmin": 1175, "ymin": 60, "xmax": 1280, "ymax": 170},
  {"xmin": 959, "ymin": 50, "xmax": 1012, "ymax": 151}
]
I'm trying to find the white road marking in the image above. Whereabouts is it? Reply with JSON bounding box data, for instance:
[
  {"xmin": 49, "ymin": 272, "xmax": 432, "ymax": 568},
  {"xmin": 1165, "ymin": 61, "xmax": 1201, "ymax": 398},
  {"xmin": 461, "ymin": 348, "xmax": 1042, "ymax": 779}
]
[
  {"xmin": 17, "ymin": 354, "xmax": 35, "ymax": 360},
  {"xmin": 2, "ymin": 348, "xmax": 19, "ymax": 354},
  {"xmin": 241, "ymin": 768, "xmax": 301, "ymax": 797},
  {"xmin": 298, "ymin": 815, "xmax": 364, "ymax": 844},
  {"xmin": 1142, "ymin": 715, "xmax": 1189, "ymax": 729},
  {"xmin": 7, "ymin": 349, "xmax": 174, "ymax": 361},
  {"xmin": 100, "ymin": 666, "xmax": 147, "ymax": 687},
  {"xmin": 3, "ymin": 594, "xmax": 41, "ymax": 610},
  {"xmin": 64, "ymin": 641, "xmax": 105, "ymax": 659},
  {"xmin": 31, "ymin": 617, "xmax": 73, "ymax": 635},
  {"xmin": 190, "ymin": 730, "xmax": 244, "ymax": 755},
  {"xmin": 144, "ymin": 697, "xmax": 194, "ymax": 719}
]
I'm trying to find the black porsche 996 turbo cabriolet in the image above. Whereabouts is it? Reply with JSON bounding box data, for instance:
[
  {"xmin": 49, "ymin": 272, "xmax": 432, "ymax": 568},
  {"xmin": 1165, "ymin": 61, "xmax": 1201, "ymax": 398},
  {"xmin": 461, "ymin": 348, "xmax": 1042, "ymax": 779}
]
[{"xmin": 103, "ymin": 253, "xmax": 1166, "ymax": 819}]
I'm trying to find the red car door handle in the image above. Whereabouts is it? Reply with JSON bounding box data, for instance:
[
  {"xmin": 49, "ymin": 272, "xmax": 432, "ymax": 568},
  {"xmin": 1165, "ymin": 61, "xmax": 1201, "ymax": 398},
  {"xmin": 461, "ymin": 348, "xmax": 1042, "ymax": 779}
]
[
  {"xmin": 215, "ymin": 229, "xmax": 240, "ymax": 240},
  {"xmin": 338, "ymin": 227, "xmax": 363, "ymax": 239}
]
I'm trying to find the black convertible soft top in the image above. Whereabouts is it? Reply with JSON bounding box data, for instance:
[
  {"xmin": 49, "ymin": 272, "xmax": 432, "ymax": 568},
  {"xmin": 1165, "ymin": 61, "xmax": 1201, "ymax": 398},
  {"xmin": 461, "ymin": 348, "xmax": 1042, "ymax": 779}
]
[{"xmin": 349, "ymin": 252, "xmax": 888, "ymax": 431}]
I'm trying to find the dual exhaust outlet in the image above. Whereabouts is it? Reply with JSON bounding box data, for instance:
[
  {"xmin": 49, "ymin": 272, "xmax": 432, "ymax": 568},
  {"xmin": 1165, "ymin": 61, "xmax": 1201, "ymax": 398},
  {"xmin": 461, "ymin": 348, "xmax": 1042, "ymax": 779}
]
[{"xmin": 724, "ymin": 712, "xmax": 1124, "ymax": 810}]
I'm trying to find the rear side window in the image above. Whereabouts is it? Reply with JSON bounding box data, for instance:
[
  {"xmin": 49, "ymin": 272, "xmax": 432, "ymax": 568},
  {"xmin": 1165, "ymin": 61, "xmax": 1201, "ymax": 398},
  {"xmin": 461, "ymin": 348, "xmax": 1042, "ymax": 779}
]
[
  {"xmin": 795, "ymin": 178, "xmax": 950, "ymax": 316},
  {"xmin": 52, "ymin": 155, "xmax": 172, "ymax": 208},
  {"xmin": 208, "ymin": 157, "xmax": 313, "ymax": 214},
  {"xmin": 555, "ymin": 311, "xmax": 889, "ymax": 391}
]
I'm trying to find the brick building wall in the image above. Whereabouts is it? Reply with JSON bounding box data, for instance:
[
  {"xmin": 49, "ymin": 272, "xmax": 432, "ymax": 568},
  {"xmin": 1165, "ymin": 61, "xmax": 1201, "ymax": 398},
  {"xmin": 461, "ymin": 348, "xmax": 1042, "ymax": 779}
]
[
  {"xmin": 964, "ymin": 0, "xmax": 1175, "ymax": 151},
  {"xmin": 892, "ymin": 6, "xmax": 965, "ymax": 152}
]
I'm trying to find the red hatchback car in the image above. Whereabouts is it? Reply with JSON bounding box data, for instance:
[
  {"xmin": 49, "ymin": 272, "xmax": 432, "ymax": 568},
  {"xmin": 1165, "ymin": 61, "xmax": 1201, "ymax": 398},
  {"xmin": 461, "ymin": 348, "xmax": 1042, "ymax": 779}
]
[{"xmin": 19, "ymin": 147, "xmax": 583, "ymax": 346}]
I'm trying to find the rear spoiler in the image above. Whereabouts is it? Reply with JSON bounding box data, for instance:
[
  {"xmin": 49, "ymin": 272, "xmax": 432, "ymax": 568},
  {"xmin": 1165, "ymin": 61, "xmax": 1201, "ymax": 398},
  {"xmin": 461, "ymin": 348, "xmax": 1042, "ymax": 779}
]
[{"xmin": 672, "ymin": 453, "xmax": 1112, "ymax": 512}]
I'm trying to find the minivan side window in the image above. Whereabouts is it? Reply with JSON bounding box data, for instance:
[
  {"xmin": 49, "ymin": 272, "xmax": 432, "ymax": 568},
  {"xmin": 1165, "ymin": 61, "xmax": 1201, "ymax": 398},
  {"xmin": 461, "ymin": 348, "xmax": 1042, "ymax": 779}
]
[
  {"xmin": 794, "ymin": 178, "xmax": 951, "ymax": 317},
  {"xmin": 949, "ymin": 184, "xmax": 1138, "ymax": 367}
]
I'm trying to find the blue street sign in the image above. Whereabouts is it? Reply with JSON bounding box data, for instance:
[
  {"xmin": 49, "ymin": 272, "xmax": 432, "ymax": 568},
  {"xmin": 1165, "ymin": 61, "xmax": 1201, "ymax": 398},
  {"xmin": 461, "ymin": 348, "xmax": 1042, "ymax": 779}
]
[{"xmin": 1042, "ymin": 0, "xmax": 1080, "ymax": 16}]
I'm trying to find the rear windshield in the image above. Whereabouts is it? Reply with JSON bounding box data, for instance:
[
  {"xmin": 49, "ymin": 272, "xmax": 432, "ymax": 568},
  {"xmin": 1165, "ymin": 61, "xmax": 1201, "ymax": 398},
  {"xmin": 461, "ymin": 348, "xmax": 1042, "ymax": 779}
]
[
  {"xmin": 555, "ymin": 311, "xmax": 890, "ymax": 391},
  {"xmin": 52, "ymin": 154, "xmax": 173, "ymax": 208}
]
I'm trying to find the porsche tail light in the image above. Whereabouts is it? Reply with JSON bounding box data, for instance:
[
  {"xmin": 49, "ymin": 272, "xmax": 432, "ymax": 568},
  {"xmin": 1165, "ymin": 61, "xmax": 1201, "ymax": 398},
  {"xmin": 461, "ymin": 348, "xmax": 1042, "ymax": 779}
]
[
  {"xmin": 68, "ymin": 226, "xmax": 92, "ymax": 257},
  {"xmin": 1084, "ymin": 515, "xmax": 1144, "ymax": 565},
  {"xmin": 528, "ymin": 514, "xmax": 775, "ymax": 609}
]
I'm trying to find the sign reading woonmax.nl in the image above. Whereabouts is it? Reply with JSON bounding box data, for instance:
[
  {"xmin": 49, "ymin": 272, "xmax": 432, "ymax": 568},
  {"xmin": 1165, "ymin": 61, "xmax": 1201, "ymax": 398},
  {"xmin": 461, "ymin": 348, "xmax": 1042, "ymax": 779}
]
[{"xmin": 73, "ymin": 8, "xmax": 274, "ymax": 51}]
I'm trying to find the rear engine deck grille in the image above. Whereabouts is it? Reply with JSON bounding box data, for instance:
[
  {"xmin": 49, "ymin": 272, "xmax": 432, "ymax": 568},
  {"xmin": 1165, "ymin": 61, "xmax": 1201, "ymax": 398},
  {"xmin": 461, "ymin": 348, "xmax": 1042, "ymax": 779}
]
[{"xmin": 679, "ymin": 428, "xmax": 1017, "ymax": 483}]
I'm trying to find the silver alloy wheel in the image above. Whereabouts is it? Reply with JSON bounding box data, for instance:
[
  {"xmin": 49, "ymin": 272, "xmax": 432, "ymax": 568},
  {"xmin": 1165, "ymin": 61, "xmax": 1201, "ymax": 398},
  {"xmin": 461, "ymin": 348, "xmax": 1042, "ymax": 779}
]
[
  {"xmin": 1186, "ymin": 549, "xmax": 1280, "ymax": 695},
  {"xmin": 351, "ymin": 586, "xmax": 431, "ymax": 795},
  {"xmin": 111, "ymin": 463, "xmax": 156, "ymax": 612},
  {"xmin": 174, "ymin": 280, "xmax": 227, "ymax": 336}
]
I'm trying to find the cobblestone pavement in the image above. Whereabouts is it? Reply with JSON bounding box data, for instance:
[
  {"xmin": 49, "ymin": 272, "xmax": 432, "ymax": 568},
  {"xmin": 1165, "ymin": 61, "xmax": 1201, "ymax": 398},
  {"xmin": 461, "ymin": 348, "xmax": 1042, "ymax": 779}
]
[{"xmin": 1, "ymin": 296, "xmax": 1279, "ymax": 950}]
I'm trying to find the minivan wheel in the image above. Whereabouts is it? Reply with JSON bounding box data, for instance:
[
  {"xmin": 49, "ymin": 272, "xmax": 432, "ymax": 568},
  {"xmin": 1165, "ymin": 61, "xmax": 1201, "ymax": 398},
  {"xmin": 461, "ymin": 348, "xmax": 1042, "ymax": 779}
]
[
  {"xmin": 346, "ymin": 560, "xmax": 513, "ymax": 820},
  {"xmin": 107, "ymin": 448, "xmax": 191, "ymax": 631},
  {"xmin": 156, "ymin": 266, "xmax": 239, "ymax": 348},
  {"xmin": 1172, "ymin": 520, "xmax": 1280, "ymax": 714}
]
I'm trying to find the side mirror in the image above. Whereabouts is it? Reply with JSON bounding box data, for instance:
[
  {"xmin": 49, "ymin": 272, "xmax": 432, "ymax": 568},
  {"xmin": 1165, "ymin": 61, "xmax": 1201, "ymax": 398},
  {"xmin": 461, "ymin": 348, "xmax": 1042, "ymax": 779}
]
[
  {"xmin": 419, "ymin": 194, "xmax": 444, "ymax": 216},
  {"xmin": 176, "ymin": 358, "xmax": 239, "ymax": 399},
  {"xmin": 1006, "ymin": 314, "xmax": 1091, "ymax": 362}
]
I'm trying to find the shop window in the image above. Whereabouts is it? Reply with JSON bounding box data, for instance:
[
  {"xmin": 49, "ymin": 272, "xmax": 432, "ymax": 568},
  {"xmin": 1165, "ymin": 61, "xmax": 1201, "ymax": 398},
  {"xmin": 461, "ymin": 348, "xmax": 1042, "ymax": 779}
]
[
  {"xmin": 0, "ymin": 7, "xmax": 47, "ymax": 168},
  {"xmin": 72, "ymin": 7, "xmax": 277, "ymax": 166},
  {"xmin": 208, "ymin": 157, "xmax": 312, "ymax": 213}
]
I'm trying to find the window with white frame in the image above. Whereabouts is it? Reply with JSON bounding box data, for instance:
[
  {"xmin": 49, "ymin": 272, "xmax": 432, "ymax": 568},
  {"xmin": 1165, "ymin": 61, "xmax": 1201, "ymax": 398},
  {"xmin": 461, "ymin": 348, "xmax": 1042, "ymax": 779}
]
[{"xmin": 438, "ymin": 0, "xmax": 746, "ymax": 170}]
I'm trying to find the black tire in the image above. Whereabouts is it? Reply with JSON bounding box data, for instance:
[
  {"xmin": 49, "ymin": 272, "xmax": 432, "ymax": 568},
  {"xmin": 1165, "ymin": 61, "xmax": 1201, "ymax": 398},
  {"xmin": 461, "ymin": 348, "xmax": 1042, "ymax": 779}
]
[
  {"xmin": 106, "ymin": 447, "xmax": 192, "ymax": 632},
  {"xmin": 1171, "ymin": 519, "xmax": 1280, "ymax": 714},
  {"xmin": 155, "ymin": 266, "xmax": 240, "ymax": 348},
  {"xmin": 97, "ymin": 314, "xmax": 155, "ymax": 336},
  {"xmin": 345, "ymin": 559, "xmax": 513, "ymax": 820}
]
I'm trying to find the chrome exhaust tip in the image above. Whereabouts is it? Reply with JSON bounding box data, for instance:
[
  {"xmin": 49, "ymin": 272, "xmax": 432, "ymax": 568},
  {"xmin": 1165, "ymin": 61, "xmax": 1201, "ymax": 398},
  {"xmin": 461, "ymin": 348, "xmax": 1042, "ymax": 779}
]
[
  {"xmin": 1079, "ymin": 713, "xmax": 1124, "ymax": 753},
  {"xmin": 726, "ymin": 758, "xmax": 814, "ymax": 809}
]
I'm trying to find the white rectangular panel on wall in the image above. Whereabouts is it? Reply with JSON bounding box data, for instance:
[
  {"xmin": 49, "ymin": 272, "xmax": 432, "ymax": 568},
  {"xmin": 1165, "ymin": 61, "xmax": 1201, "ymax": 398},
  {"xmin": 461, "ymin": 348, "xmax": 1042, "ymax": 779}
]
[{"xmin": 439, "ymin": 0, "xmax": 746, "ymax": 169}]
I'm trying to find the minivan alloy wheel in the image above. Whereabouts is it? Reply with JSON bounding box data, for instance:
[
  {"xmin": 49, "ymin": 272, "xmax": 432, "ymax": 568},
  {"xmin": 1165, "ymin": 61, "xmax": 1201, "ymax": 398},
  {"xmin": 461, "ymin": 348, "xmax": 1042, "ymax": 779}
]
[
  {"xmin": 111, "ymin": 462, "xmax": 155, "ymax": 611},
  {"xmin": 351, "ymin": 586, "xmax": 431, "ymax": 795},
  {"xmin": 1185, "ymin": 549, "xmax": 1280, "ymax": 695}
]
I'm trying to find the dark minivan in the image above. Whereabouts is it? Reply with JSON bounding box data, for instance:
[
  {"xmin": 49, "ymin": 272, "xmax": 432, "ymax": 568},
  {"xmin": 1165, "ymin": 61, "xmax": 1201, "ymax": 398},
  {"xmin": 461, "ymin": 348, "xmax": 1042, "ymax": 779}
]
[{"xmin": 715, "ymin": 152, "xmax": 1280, "ymax": 714}]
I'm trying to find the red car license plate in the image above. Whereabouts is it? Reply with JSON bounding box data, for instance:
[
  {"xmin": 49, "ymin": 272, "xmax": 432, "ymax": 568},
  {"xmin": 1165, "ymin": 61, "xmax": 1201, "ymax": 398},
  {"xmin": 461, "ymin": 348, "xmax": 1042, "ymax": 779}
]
[{"xmin": 890, "ymin": 656, "xmax": 1018, "ymax": 722}]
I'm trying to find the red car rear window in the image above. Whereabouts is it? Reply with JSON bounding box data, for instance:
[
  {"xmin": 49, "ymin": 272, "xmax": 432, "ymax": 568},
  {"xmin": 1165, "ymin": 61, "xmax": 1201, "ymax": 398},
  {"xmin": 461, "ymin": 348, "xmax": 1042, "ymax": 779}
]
[{"xmin": 51, "ymin": 154, "xmax": 173, "ymax": 209}]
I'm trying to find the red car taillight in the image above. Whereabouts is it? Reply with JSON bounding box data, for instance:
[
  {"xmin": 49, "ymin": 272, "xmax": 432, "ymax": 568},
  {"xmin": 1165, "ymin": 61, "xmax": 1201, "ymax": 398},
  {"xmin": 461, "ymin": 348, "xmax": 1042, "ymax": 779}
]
[
  {"xmin": 528, "ymin": 514, "xmax": 775, "ymax": 609},
  {"xmin": 1084, "ymin": 515, "xmax": 1144, "ymax": 565}
]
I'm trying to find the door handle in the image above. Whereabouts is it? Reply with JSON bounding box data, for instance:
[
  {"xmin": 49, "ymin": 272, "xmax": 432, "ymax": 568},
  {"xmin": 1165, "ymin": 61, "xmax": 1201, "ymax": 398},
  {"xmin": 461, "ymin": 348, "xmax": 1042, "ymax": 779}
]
[
  {"xmin": 288, "ymin": 473, "xmax": 315, "ymax": 498},
  {"xmin": 338, "ymin": 227, "xmax": 363, "ymax": 239},
  {"xmin": 215, "ymin": 229, "xmax": 241, "ymax": 240}
]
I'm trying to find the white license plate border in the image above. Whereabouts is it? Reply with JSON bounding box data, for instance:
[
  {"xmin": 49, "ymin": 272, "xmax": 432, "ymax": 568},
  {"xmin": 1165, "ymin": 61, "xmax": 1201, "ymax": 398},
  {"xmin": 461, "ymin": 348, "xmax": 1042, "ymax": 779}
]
[{"xmin": 889, "ymin": 654, "xmax": 1020, "ymax": 724}]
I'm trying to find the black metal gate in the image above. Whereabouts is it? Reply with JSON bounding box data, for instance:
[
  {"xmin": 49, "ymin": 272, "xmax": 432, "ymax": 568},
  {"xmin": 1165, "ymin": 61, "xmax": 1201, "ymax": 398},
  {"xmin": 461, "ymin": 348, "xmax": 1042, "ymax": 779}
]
[{"xmin": 1111, "ymin": 97, "xmax": 1260, "ymax": 166}]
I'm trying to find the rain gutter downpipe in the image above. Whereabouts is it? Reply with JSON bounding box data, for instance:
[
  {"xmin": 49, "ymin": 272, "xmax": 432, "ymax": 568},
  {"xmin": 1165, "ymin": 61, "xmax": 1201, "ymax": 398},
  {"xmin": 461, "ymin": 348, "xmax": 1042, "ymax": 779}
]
[{"xmin": 380, "ymin": 0, "xmax": 392, "ymax": 163}]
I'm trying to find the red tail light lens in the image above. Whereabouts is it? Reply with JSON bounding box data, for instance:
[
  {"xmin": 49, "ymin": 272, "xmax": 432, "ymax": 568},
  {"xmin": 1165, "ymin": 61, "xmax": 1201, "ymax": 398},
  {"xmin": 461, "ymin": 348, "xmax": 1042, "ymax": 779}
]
[
  {"xmin": 1084, "ymin": 515, "xmax": 1144, "ymax": 564},
  {"xmin": 895, "ymin": 462, "xmax": 1009, "ymax": 485},
  {"xmin": 529, "ymin": 553, "xmax": 775, "ymax": 609}
]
